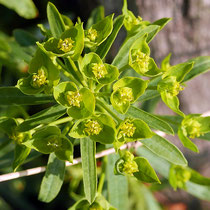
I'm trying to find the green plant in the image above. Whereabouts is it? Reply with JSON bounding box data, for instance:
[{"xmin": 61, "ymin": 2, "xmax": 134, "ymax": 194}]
[{"xmin": 0, "ymin": 0, "xmax": 210, "ymax": 209}]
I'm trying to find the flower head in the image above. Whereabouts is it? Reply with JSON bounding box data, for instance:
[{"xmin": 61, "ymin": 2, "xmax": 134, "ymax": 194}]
[
  {"xmin": 84, "ymin": 120, "xmax": 102, "ymax": 136},
  {"xmin": 119, "ymin": 87, "xmax": 134, "ymax": 104},
  {"xmin": 131, "ymin": 50, "xmax": 149, "ymax": 74},
  {"xmin": 46, "ymin": 135, "xmax": 62, "ymax": 150},
  {"xmin": 86, "ymin": 28, "xmax": 98, "ymax": 42},
  {"xmin": 91, "ymin": 63, "xmax": 107, "ymax": 79},
  {"xmin": 58, "ymin": 38, "xmax": 74, "ymax": 53},
  {"xmin": 183, "ymin": 118, "xmax": 203, "ymax": 138},
  {"xmin": 31, "ymin": 68, "xmax": 48, "ymax": 89},
  {"xmin": 65, "ymin": 91, "xmax": 82, "ymax": 107},
  {"xmin": 119, "ymin": 120, "xmax": 136, "ymax": 138}
]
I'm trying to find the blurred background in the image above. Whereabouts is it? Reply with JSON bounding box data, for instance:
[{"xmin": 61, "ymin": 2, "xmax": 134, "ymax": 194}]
[{"xmin": 0, "ymin": 0, "xmax": 210, "ymax": 209}]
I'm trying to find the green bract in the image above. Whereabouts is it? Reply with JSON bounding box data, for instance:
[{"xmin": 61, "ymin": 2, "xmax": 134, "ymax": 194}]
[
  {"xmin": 111, "ymin": 77, "xmax": 148, "ymax": 114},
  {"xmin": 17, "ymin": 49, "xmax": 60, "ymax": 95},
  {"xmin": 69, "ymin": 113, "xmax": 116, "ymax": 144},
  {"xmin": 178, "ymin": 114, "xmax": 210, "ymax": 152},
  {"xmin": 81, "ymin": 52, "xmax": 119, "ymax": 84},
  {"xmin": 85, "ymin": 14, "xmax": 114, "ymax": 49},
  {"xmin": 37, "ymin": 23, "xmax": 84, "ymax": 60},
  {"xmin": 129, "ymin": 34, "xmax": 161, "ymax": 76},
  {"xmin": 23, "ymin": 126, "xmax": 73, "ymax": 162},
  {"xmin": 53, "ymin": 81, "xmax": 95, "ymax": 119}
]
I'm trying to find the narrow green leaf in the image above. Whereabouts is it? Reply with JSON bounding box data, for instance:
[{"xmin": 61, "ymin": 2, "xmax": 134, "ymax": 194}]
[
  {"xmin": 80, "ymin": 138, "xmax": 97, "ymax": 204},
  {"xmin": 13, "ymin": 144, "xmax": 31, "ymax": 171},
  {"xmin": 0, "ymin": 0, "xmax": 38, "ymax": 19},
  {"xmin": 47, "ymin": 2, "xmax": 65, "ymax": 38},
  {"xmin": 189, "ymin": 168, "xmax": 210, "ymax": 185},
  {"xmin": 183, "ymin": 56, "xmax": 210, "ymax": 82},
  {"xmin": 107, "ymin": 153, "xmax": 128, "ymax": 210},
  {"xmin": 13, "ymin": 29, "xmax": 37, "ymax": 46},
  {"xmin": 152, "ymin": 18, "xmax": 172, "ymax": 30},
  {"xmin": 17, "ymin": 105, "xmax": 66, "ymax": 132},
  {"xmin": 0, "ymin": 87, "xmax": 55, "ymax": 105},
  {"xmin": 96, "ymin": 15, "xmax": 125, "ymax": 59},
  {"xmin": 127, "ymin": 105, "xmax": 174, "ymax": 135},
  {"xmin": 38, "ymin": 153, "xmax": 65, "ymax": 203},
  {"xmin": 112, "ymin": 25, "xmax": 159, "ymax": 69},
  {"xmin": 137, "ymin": 90, "xmax": 160, "ymax": 102},
  {"xmin": 142, "ymin": 135, "xmax": 187, "ymax": 166},
  {"xmin": 137, "ymin": 146, "xmax": 210, "ymax": 201}
]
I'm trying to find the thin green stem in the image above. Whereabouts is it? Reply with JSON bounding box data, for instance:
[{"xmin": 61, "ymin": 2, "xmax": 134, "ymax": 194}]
[
  {"xmin": 67, "ymin": 58, "xmax": 87, "ymax": 87},
  {"xmin": 94, "ymin": 83, "xmax": 105, "ymax": 92},
  {"xmin": 49, "ymin": 117, "xmax": 73, "ymax": 126},
  {"xmin": 96, "ymin": 99, "xmax": 122, "ymax": 123},
  {"xmin": 95, "ymin": 92, "xmax": 111, "ymax": 97},
  {"xmin": 62, "ymin": 121, "xmax": 74, "ymax": 135}
]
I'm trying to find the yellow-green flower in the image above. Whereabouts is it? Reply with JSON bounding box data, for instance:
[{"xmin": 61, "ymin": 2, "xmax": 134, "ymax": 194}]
[
  {"xmin": 31, "ymin": 68, "xmax": 48, "ymax": 88},
  {"xmin": 46, "ymin": 135, "xmax": 62, "ymax": 150},
  {"xmin": 119, "ymin": 120, "xmax": 136, "ymax": 138},
  {"xmin": 183, "ymin": 118, "xmax": 203, "ymax": 138},
  {"xmin": 119, "ymin": 87, "xmax": 134, "ymax": 104},
  {"xmin": 58, "ymin": 38, "xmax": 74, "ymax": 53},
  {"xmin": 65, "ymin": 91, "xmax": 82, "ymax": 107},
  {"xmin": 86, "ymin": 27, "xmax": 98, "ymax": 42},
  {"xmin": 91, "ymin": 63, "xmax": 108, "ymax": 79},
  {"xmin": 121, "ymin": 151, "xmax": 139, "ymax": 176},
  {"xmin": 131, "ymin": 50, "xmax": 150, "ymax": 74},
  {"xmin": 84, "ymin": 120, "xmax": 102, "ymax": 136}
]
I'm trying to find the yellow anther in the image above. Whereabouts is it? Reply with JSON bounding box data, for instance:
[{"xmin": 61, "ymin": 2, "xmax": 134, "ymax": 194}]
[
  {"xmin": 86, "ymin": 28, "xmax": 98, "ymax": 42},
  {"xmin": 31, "ymin": 68, "xmax": 47, "ymax": 88},
  {"xmin": 119, "ymin": 87, "xmax": 134, "ymax": 104},
  {"xmin": 66, "ymin": 91, "xmax": 82, "ymax": 107},
  {"xmin": 91, "ymin": 63, "xmax": 108, "ymax": 79},
  {"xmin": 84, "ymin": 120, "xmax": 102, "ymax": 136},
  {"xmin": 131, "ymin": 50, "xmax": 150, "ymax": 74},
  {"xmin": 119, "ymin": 120, "xmax": 136, "ymax": 138},
  {"xmin": 58, "ymin": 38, "xmax": 74, "ymax": 53}
]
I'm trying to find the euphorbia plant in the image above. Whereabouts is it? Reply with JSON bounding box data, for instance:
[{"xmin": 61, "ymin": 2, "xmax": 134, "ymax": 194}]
[{"xmin": 1, "ymin": 0, "xmax": 210, "ymax": 209}]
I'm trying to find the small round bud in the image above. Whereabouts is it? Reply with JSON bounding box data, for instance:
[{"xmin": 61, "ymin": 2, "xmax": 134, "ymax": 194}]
[
  {"xmin": 84, "ymin": 120, "xmax": 102, "ymax": 136},
  {"xmin": 65, "ymin": 91, "xmax": 82, "ymax": 107},
  {"xmin": 58, "ymin": 38, "xmax": 74, "ymax": 53}
]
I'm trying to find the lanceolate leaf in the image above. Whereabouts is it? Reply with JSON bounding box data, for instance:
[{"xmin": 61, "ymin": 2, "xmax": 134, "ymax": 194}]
[
  {"xmin": 137, "ymin": 146, "xmax": 210, "ymax": 201},
  {"xmin": 38, "ymin": 153, "xmax": 65, "ymax": 203},
  {"xmin": 47, "ymin": 2, "xmax": 65, "ymax": 38},
  {"xmin": 107, "ymin": 153, "xmax": 128, "ymax": 210},
  {"xmin": 127, "ymin": 105, "xmax": 174, "ymax": 135},
  {"xmin": 0, "ymin": 87, "xmax": 55, "ymax": 105},
  {"xmin": 183, "ymin": 56, "xmax": 210, "ymax": 82},
  {"xmin": 96, "ymin": 15, "xmax": 125, "ymax": 59},
  {"xmin": 80, "ymin": 138, "xmax": 97, "ymax": 204},
  {"xmin": 17, "ymin": 105, "xmax": 66, "ymax": 132},
  {"xmin": 142, "ymin": 135, "xmax": 187, "ymax": 166}
]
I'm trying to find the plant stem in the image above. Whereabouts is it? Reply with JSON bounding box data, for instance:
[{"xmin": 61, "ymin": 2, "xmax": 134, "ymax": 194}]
[
  {"xmin": 96, "ymin": 99, "xmax": 122, "ymax": 123},
  {"xmin": 62, "ymin": 121, "xmax": 73, "ymax": 135},
  {"xmin": 66, "ymin": 58, "xmax": 87, "ymax": 87},
  {"xmin": 95, "ymin": 92, "xmax": 111, "ymax": 97},
  {"xmin": 95, "ymin": 83, "xmax": 105, "ymax": 92},
  {"xmin": 49, "ymin": 117, "xmax": 73, "ymax": 126}
]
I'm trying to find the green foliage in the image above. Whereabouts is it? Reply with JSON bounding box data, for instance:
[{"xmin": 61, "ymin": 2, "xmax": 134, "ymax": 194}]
[{"xmin": 1, "ymin": 0, "xmax": 210, "ymax": 209}]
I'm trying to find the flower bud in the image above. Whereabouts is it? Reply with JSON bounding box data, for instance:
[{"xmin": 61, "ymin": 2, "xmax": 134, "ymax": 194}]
[
  {"xmin": 86, "ymin": 28, "xmax": 98, "ymax": 42},
  {"xmin": 84, "ymin": 120, "xmax": 102, "ymax": 136}
]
